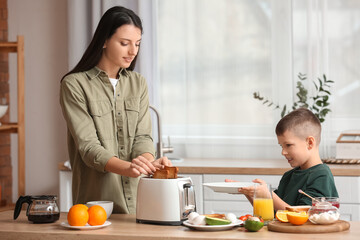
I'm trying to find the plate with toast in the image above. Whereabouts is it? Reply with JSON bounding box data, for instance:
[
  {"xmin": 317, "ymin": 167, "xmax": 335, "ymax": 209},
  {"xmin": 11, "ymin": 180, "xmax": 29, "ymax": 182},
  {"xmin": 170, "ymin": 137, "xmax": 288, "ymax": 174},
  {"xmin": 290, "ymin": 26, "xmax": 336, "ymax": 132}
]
[{"xmin": 203, "ymin": 182, "xmax": 256, "ymax": 194}]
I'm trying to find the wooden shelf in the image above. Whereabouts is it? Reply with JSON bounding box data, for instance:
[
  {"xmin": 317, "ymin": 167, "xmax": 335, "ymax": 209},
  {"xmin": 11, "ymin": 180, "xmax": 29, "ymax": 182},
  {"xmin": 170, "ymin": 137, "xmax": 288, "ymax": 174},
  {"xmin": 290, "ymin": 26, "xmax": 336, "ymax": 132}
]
[
  {"xmin": 0, "ymin": 123, "xmax": 19, "ymax": 133},
  {"xmin": 0, "ymin": 36, "xmax": 25, "ymax": 198},
  {"xmin": 0, "ymin": 41, "xmax": 18, "ymax": 52}
]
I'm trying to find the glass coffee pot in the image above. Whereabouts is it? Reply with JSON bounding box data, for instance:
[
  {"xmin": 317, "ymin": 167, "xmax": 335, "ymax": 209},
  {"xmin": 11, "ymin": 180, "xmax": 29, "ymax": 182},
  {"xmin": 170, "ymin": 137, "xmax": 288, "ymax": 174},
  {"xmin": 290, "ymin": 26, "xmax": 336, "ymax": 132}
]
[{"xmin": 13, "ymin": 195, "xmax": 60, "ymax": 223}]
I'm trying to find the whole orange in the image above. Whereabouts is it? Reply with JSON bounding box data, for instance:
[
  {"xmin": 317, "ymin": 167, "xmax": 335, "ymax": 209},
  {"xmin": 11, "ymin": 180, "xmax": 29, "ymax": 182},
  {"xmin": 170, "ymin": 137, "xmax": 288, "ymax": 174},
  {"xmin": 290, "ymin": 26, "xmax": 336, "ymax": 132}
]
[
  {"xmin": 88, "ymin": 205, "xmax": 107, "ymax": 226},
  {"xmin": 67, "ymin": 204, "xmax": 89, "ymax": 226}
]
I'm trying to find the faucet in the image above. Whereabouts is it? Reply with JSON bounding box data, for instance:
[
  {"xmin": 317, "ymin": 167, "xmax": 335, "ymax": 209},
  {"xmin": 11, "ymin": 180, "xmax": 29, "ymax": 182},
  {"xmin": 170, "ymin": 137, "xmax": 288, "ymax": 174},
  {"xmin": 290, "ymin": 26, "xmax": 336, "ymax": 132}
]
[{"xmin": 149, "ymin": 105, "xmax": 174, "ymax": 158}]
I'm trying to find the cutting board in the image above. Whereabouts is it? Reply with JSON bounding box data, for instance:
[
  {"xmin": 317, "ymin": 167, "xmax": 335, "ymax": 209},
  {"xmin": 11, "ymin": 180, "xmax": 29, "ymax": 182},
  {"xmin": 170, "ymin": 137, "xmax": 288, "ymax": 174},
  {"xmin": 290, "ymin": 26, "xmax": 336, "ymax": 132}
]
[{"xmin": 267, "ymin": 220, "xmax": 350, "ymax": 233}]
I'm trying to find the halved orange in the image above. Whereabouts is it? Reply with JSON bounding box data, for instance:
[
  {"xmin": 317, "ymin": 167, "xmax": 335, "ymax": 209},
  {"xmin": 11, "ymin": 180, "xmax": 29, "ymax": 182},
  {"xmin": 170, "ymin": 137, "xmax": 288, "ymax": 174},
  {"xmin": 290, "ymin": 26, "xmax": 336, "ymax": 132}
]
[
  {"xmin": 275, "ymin": 210, "xmax": 289, "ymax": 223},
  {"xmin": 287, "ymin": 211, "xmax": 308, "ymax": 225}
]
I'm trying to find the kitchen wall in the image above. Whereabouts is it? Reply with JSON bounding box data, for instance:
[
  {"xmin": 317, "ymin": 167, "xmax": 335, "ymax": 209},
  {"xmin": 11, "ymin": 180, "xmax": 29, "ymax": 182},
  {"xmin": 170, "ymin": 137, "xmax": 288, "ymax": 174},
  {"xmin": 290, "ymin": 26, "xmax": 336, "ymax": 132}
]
[
  {"xmin": 0, "ymin": 0, "xmax": 11, "ymax": 205},
  {"xmin": 8, "ymin": 0, "xmax": 68, "ymax": 201}
]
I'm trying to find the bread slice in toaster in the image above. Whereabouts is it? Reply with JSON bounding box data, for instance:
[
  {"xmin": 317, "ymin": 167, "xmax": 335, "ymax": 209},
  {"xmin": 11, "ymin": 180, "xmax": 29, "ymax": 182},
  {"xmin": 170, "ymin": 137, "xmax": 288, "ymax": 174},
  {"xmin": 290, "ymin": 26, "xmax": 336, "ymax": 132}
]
[
  {"xmin": 165, "ymin": 166, "xmax": 179, "ymax": 179},
  {"xmin": 152, "ymin": 166, "xmax": 179, "ymax": 179},
  {"xmin": 153, "ymin": 169, "xmax": 169, "ymax": 179}
]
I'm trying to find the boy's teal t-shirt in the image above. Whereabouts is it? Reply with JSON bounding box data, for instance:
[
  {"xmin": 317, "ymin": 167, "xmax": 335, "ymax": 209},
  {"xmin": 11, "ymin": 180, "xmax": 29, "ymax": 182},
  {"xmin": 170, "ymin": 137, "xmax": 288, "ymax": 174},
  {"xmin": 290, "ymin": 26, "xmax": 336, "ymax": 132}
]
[{"xmin": 274, "ymin": 163, "xmax": 339, "ymax": 206}]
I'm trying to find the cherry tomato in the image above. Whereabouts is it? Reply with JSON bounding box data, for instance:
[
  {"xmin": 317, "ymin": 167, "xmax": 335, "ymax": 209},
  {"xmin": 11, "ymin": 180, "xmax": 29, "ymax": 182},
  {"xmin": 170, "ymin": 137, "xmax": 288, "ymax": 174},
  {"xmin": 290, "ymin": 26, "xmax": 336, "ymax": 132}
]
[
  {"xmin": 239, "ymin": 214, "xmax": 253, "ymax": 221},
  {"xmin": 239, "ymin": 215, "xmax": 248, "ymax": 221}
]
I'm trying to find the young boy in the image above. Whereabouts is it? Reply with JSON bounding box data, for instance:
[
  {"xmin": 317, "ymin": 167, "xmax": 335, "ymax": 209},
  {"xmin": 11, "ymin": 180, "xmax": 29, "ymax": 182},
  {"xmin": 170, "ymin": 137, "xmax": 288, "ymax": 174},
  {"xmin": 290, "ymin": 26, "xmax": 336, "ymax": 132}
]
[{"xmin": 232, "ymin": 108, "xmax": 338, "ymax": 210}]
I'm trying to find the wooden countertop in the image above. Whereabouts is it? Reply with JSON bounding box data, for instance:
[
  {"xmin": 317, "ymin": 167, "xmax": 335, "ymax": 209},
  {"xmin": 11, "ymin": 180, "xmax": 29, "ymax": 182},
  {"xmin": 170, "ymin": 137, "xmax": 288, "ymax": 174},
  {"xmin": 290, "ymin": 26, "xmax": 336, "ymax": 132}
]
[
  {"xmin": 1, "ymin": 210, "xmax": 358, "ymax": 240},
  {"xmin": 59, "ymin": 159, "xmax": 360, "ymax": 176}
]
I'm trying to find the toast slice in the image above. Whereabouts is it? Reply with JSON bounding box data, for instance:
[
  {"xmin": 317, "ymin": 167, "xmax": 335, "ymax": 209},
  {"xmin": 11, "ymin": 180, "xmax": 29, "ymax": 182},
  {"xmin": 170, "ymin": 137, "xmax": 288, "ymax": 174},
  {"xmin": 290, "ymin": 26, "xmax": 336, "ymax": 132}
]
[
  {"xmin": 153, "ymin": 169, "xmax": 169, "ymax": 179},
  {"xmin": 285, "ymin": 205, "xmax": 311, "ymax": 212},
  {"xmin": 164, "ymin": 166, "xmax": 179, "ymax": 179}
]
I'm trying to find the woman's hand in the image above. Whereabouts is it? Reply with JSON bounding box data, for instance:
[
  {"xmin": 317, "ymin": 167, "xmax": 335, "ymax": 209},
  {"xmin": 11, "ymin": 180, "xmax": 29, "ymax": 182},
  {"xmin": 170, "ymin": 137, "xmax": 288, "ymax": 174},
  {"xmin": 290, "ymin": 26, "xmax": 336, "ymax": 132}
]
[
  {"xmin": 130, "ymin": 155, "xmax": 157, "ymax": 176},
  {"xmin": 152, "ymin": 156, "xmax": 172, "ymax": 169}
]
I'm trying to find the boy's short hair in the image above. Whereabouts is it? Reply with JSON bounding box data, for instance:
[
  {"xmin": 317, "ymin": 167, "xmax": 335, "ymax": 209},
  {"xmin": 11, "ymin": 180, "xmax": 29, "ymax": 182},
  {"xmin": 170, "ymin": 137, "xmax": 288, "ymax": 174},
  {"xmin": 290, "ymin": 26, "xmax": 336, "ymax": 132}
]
[{"xmin": 275, "ymin": 108, "xmax": 322, "ymax": 145}]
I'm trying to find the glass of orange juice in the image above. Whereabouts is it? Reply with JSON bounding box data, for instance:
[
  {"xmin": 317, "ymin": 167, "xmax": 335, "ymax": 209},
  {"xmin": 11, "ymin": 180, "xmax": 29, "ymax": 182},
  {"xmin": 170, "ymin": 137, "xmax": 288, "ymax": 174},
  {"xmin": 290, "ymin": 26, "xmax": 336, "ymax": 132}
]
[{"xmin": 253, "ymin": 184, "xmax": 274, "ymax": 224}]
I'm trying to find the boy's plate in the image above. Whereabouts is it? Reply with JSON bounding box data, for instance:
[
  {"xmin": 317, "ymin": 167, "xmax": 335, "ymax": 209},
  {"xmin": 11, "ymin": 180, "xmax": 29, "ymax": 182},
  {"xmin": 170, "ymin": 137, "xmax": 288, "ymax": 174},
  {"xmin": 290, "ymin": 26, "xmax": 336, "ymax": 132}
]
[
  {"xmin": 183, "ymin": 220, "xmax": 242, "ymax": 231},
  {"xmin": 203, "ymin": 182, "xmax": 255, "ymax": 194}
]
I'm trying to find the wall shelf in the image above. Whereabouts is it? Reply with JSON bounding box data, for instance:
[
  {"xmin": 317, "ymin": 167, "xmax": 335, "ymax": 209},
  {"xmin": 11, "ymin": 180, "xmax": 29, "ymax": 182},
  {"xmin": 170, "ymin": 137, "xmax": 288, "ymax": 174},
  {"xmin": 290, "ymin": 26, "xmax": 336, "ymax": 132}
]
[{"xmin": 0, "ymin": 35, "xmax": 25, "ymax": 198}]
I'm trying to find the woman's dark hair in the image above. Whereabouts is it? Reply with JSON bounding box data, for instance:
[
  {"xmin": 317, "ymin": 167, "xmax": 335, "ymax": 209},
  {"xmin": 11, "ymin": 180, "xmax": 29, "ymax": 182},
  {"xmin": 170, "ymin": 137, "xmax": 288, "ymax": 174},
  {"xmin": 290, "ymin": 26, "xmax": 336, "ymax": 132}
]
[{"xmin": 62, "ymin": 6, "xmax": 143, "ymax": 80}]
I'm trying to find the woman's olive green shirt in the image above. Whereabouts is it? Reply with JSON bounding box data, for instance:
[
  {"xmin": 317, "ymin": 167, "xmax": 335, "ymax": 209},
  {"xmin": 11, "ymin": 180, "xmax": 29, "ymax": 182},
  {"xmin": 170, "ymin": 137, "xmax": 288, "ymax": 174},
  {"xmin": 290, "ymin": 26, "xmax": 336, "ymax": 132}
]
[{"xmin": 60, "ymin": 67, "xmax": 155, "ymax": 214}]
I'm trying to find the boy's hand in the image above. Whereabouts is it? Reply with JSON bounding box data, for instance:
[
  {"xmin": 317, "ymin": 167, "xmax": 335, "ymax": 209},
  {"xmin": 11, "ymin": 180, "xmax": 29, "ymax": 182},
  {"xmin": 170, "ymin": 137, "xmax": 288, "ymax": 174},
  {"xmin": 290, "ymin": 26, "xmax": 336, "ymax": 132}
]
[
  {"xmin": 252, "ymin": 178, "xmax": 266, "ymax": 185},
  {"xmin": 224, "ymin": 178, "xmax": 268, "ymax": 197}
]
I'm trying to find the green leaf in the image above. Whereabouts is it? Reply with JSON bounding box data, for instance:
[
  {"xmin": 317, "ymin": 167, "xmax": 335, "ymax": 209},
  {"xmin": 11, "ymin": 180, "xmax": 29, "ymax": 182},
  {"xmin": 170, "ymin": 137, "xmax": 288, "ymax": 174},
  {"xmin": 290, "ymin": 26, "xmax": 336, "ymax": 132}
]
[
  {"xmin": 323, "ymin": 90, "xmax": 331, "ymax": 95},
  {"xmin": 320, "ymin": 108, "xmax": 331, "ymax": 115},
  {"xmin": 281, "ymin": 105, "xmax": 287, "ymax": 117},
  {"xmin": 313, "ymin": 81, "xmax": 319, "ymax": 91},
  {"xmin": 318, "ymin": 78, "xmax": 323, "ymax": 88},
  {"xmin": 315, "ymin": 100, "xmax": 323, "ymax": 106}
]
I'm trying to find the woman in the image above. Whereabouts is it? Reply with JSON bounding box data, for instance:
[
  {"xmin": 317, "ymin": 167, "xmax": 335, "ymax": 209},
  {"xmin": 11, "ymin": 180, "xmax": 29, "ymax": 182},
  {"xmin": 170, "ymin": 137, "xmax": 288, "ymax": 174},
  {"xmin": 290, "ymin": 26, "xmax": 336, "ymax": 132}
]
[{"xmin": 60, "ymin": 6, "xmax": 171, "ymax": 214}]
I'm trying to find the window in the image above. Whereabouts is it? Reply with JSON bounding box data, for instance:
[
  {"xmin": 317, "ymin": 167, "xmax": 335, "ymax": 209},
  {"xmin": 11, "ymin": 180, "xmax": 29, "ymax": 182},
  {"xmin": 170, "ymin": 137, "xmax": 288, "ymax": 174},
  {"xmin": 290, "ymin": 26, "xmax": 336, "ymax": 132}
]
[
  {"xmin": 292, "ymin": 0, "xmax": 360, "ymax": 158},
  {"xmin": 152, "ymin": 0, "xmax": 360, "ymax": 159},
  {"xmin": 153, "ymin": 0, "xmax": 289, "ymax": 159}
]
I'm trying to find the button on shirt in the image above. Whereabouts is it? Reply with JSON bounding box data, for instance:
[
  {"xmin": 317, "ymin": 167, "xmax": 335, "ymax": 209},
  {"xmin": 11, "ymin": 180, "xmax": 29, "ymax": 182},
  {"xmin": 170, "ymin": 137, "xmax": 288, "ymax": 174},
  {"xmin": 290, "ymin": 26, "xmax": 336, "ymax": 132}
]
[{"xmin": 60, "ymin": 67, "xmax": 155, "ymax": 214}]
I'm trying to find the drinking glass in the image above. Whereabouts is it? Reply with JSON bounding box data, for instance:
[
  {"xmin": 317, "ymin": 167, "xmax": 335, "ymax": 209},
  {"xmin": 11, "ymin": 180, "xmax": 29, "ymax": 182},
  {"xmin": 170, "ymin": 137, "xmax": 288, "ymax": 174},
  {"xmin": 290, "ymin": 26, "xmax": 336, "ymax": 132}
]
[
  {"xmin": 253, "ymin": 184, "xmax": 274, "ymax": 223},
  {"xmin": 312, "ymin": 197, "xmax": 340, "ymax": 209}
]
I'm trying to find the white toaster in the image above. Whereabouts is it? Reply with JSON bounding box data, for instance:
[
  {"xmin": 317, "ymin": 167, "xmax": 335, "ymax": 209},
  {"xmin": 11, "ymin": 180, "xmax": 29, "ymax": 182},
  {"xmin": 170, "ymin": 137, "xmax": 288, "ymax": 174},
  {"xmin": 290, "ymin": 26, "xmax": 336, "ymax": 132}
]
[{"xmin": 136, "ymin": 176, "xmax": 196, "ymax": 225}]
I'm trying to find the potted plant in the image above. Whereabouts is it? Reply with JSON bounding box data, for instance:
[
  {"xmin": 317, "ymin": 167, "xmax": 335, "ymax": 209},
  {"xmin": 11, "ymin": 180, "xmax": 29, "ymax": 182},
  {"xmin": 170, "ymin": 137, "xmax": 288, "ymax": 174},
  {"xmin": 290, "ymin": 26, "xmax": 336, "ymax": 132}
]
[{"xmin": 253, "ymin": 73, "xmax": 334, "ymax": 123}]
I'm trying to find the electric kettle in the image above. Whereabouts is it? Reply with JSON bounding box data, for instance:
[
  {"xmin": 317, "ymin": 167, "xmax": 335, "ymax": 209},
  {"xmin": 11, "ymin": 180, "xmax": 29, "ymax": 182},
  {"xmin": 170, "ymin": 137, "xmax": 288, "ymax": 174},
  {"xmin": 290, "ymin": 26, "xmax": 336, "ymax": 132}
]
[
  {"xmin": 13, "ymin": 195, "xmax": 60, "ymax": 223},
  {"xmin": 136, "ymin": 176, "xmax": 196, "ymax": 225}
]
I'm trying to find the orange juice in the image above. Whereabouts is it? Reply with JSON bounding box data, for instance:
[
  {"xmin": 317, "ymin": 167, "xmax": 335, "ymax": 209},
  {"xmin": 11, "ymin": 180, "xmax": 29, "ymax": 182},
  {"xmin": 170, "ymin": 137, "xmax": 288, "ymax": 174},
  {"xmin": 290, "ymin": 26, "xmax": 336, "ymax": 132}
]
[{"xmin": 253, "ymin": 198, "xmax": 274, "ymax": 221}]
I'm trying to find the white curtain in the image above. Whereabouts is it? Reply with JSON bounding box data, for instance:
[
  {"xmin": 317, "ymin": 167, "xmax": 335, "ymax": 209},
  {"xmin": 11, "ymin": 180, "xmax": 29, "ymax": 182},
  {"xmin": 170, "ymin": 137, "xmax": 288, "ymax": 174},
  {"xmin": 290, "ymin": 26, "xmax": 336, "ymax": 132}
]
[
  {"xmin": 293, "ymin": 0, "xmax": 360, "ymax": 158},
  {"xmin": 154, "ymin": 0, "xmax": 292, "ymax": 159}
]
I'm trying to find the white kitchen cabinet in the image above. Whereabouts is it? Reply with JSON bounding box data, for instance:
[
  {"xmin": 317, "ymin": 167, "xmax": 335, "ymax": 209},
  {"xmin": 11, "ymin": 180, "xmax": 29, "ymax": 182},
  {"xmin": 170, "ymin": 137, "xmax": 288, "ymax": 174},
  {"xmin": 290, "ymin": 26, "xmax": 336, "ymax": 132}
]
[
  {"xmin": 204, "ymin": 201, "xmax": 253, "ymax": 217},
  {"xmin": 59, "ymin": 170, "xmax": 73, "ymax": 212},
  {"xmin": 333, "ymin": 176, "xmax": 360, "ymax": 221}
]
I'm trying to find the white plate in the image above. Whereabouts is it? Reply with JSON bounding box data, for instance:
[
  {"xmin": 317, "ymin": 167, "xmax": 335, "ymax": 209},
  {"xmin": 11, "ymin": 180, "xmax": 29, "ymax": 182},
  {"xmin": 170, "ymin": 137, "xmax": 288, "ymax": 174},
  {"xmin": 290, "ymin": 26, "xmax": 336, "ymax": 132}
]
[
  {"xmin": 183, "ymin": 220, "xmax": 242, "ymax": 231},
  {"xmin": 203, "ymin": 182, "xmax": 255, "ymax": 194},
  {"xmin": 60, "ymin": 221, "xmax": 111, "ymax": 230}
]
